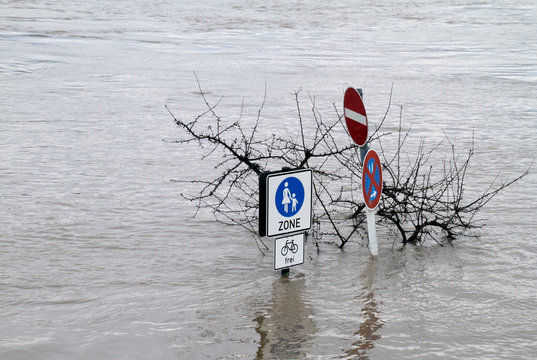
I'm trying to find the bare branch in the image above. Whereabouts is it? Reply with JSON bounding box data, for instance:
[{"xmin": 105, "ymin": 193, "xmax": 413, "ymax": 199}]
[{"xmin": 167, "ymin": 82, "xmax": 530, "ymax": 250}]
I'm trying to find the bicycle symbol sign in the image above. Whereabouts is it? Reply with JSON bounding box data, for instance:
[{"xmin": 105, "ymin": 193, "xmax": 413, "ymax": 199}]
[
  {"xmin": 281, "ymin": 238, "xmax": 299, "ymax": 256},
  {"xmin": 275, "ymin": 176, "xmax": 304, "ymax": 217},
  {"xmin": 274, "ymin": 234, "xmax": 304, "ymax": 270},
  {"xmin": 362, "ymin": 149, "xmax": 383, "ymax": 210}
]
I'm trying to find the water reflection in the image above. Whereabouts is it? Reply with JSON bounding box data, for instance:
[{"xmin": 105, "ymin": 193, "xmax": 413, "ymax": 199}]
[
  {"xmin": 342, "ymin": 260, "xmax": 384, "ymax": 359},
  {"xmin": 254, "ymin": 274, "xmax": 315, "ymax": 359}
]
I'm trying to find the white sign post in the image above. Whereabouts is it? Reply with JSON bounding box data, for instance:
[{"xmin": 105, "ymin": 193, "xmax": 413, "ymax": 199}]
[
  {"xmin": 366, "ymin": 209, "xmax": 378, "ymax": 256},
  {"xmin": 274, "ymin": 233, "xmax": 304, "ymax": 270}
]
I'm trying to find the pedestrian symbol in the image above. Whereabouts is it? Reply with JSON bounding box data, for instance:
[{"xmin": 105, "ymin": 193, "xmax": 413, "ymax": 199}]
[{"xmin": 275, "ymin": 176, "xmax": 304, "ymax": 217}]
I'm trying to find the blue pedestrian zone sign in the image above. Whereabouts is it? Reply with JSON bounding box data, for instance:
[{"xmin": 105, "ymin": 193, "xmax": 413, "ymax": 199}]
[
  {"xmin": 259, "ymin": 168, "xmax": 312, "ymax": 237},
  {"xmin": 275, "ymin": 176, "xmax": 305, "ymax": 217}
]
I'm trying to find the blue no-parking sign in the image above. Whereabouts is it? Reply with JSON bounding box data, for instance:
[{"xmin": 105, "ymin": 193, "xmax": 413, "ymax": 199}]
[
  {"xmin": 259, "ymin": 168, "xmax": 312, "ymax": 237},
  {"xmin": 362, "ymin": 149, "xmax": 383, "ymax": 210}
]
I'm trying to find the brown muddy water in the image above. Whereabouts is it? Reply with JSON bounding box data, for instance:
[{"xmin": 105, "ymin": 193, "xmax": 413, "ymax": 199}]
[{"xmin": 1, "ymin": 0, "xmax": 537, "ymax": 358}]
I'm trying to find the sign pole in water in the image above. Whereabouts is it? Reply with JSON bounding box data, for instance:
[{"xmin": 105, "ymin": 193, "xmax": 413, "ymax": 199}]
[
  {"xmin": 344, "ymin": 87, "xmax": 383, "ymax": 256},
  {"xmin": 366, "ymin": 208, "xmax": 378, "ymax": 256},
  {"xmin": 362, "ymin": 149, "xmax": 383, "ymax": 256}
]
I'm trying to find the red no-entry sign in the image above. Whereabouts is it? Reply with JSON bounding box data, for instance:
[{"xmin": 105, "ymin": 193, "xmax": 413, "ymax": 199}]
[
  {"xmin": 344, "ymin": 87, "xmax": 368, "ymax": 146},
  {"xmin": 362, "ymin": 149, "xmax": 382, "ymax": 210}
]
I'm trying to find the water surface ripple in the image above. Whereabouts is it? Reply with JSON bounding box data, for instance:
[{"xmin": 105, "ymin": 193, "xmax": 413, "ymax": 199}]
[{"xmin": 1, "ymin": 0, "xmax": 536, "ymax": 359}]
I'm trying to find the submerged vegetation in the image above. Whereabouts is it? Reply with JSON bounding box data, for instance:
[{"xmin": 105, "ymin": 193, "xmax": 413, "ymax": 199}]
[{"xmin": 166, "ymin": 79, "xmax": 528, "ymax": 254}]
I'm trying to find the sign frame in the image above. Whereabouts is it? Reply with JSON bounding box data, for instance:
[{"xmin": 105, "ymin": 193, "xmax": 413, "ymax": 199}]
[{"xmin": 259, "ymin": 168, "xmax": 312, "ymax": 237}]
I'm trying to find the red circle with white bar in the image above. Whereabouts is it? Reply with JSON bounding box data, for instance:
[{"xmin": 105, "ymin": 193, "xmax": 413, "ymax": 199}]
[{"xmin": 344, "ymin": 87, "xmax": 368, "ymax": 146}]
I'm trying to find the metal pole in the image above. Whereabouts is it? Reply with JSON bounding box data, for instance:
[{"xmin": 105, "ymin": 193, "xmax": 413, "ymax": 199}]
[
  {"xmin": 357, "ymin": 89, "xmax": 368, "ymax": 166},
  {"xmin": 362, "ymin": 143, "xmax": 378, "ymax": 256},
  {"xmin": 360, "ymin": 143, "xmax": 369, "ymax": 166},
  {"xmin": 281, "ymin": 166, "xmax": 291, "ymax": 276},
  {"xmin": 357, "ymin": 89, "xmax": 378, "ymax": 256}
]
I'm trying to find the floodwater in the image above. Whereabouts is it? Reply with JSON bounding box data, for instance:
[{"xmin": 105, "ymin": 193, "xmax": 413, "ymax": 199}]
[{"xmin": 1, "ymin": 0, "xmax": 537, "ymax": 359}]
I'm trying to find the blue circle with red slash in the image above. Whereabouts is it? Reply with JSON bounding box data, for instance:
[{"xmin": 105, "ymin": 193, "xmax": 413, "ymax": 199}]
[
  {"xmin": 362, "ymin": 150, "xmax": 383, "ymax": 209},
  {"xmin": 275, "ymin": 176, "xmax": 304, "ymax": 217}
]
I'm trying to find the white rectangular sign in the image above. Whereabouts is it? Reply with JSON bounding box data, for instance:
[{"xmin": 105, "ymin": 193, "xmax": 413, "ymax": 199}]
[
  {"xmin": 265, "ymin": 168, "xmax": 312, "ymax": 237},
  {"xmin": 274, "ymin": 233, "xmax": 304, "ymax": 270}
]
